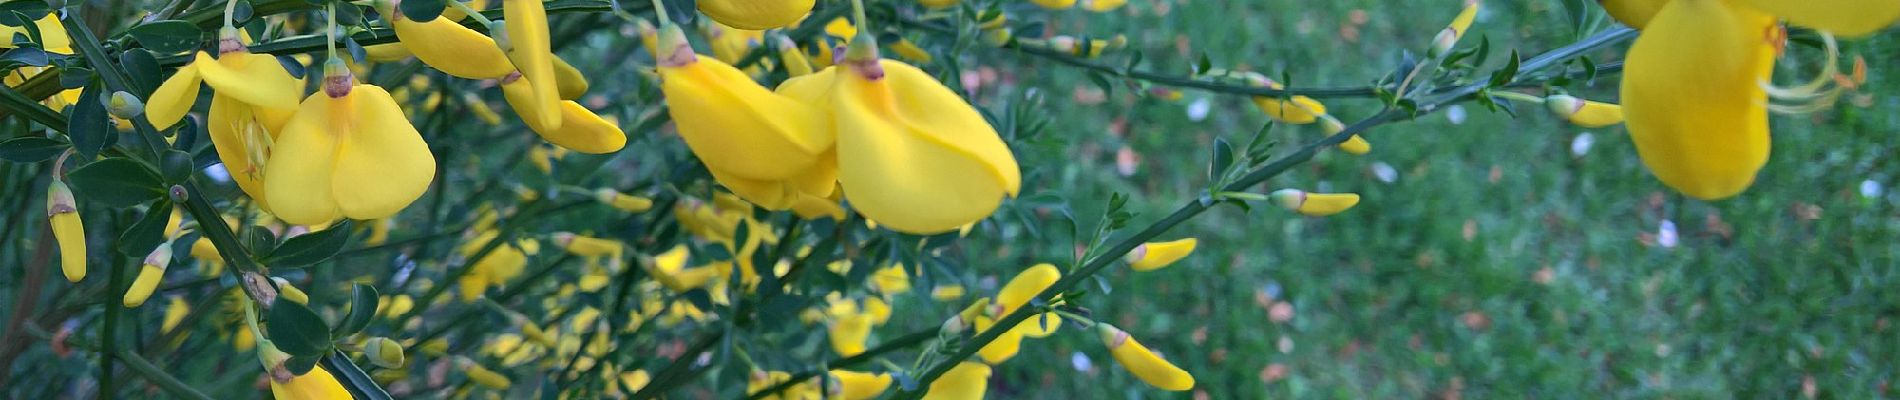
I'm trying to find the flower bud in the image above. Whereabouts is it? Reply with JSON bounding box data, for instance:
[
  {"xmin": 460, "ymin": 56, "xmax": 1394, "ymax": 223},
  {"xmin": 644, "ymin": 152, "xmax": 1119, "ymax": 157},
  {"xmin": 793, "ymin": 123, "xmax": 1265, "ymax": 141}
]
[
  {"xmin": 1544, "ymin": 94, "xmax": 1625, "ymax": 128},
  {"xmin": 594, "ymin": 188, "xmax": 654, "ymax": 212},
  {"xmin": 462, "ymin": 361, "xmax": 513, "ymax": 389},
  {"xmin": 107, "ymin": 91, "xmax": 144, "ymax": 119},
  {"xmin": 1429, "ymin": 1, "xmax": 1481, "ymax": 57},
  {"xmin": 1126, "ymin": 238, "xmax": 1197, "ymax": 272},
  {"xmin": 365, "ymin": 337, "xmax": 406, "ymax": 369},
  {"xmin": 1097, "ymin": 324, "xmax": 1194, "ymax": 391},
  {"xmin": 123, "ymin": 242, "xmax": 173, "ymax": 307},
  {"xmin": 322, "ymin": 59, "xmax": 354, "ymax": 98},
  {"xmin": 776, "ymin": 36, "xmax": 814, "ymax": 77},
  {"xmin": 828, "ymin": 313, "xmax": 873, "ymax": 356},
  {"xmin": 47, "ymin": 180, "xmax": 85, "ymax": 282},
  {"xmin": 1269, "ymin": 189, "xmax": 1361, "ymax": 217},
  {"xmin": 554, "ymin": 232, "xmax": 622, "ymax": 258},
  {"xmin": 939, "ymin": 315, "xmax": 967, "ymax": 337},
  {"xmin": 1079, "ymin": 0, "xmax": 1126, "ymax": 12},
  {"xmin": 1320, "ymin": 115, "xmax": 1371, "ymax": 155},
  {"xmin": 270, "ymin": 277, "xmax": 310, "ymax": 305}
]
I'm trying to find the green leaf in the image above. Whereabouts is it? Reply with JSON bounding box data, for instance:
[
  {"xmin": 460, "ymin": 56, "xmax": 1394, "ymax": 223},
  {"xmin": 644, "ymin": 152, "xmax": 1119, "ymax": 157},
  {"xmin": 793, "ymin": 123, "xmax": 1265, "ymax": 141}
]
[
  {"xmin": 1209, "ymin": 137, "xmax": 1233, "ymax": 179},
  {"xmin": 159, "ymin": 149, "xmax": 193, "ymax": 184},
  {"xmin": 266, "ymin": 220, "xmax": 354, "ymax": 268},
  {"xmin": 334, "ymin": 283, "xmax": 378, "ymax": 336},
  {"xmin": 0, "ymin": 47, "xmax": 48, "ymax": 67},
  {"xmin": 399, "ymin": 0, "xmax": 444, "ymax": 21},
  {"xmin": 117, "ymin": 200, "xmax": 174, "ymax": 258},
  {"xmin": 119, "ymin": 49, "xmax": 162, "ymax": 97},
  {"xmin": 1488, "ymin": 49, "xmax": 1521, "ymax": 87},
  {"xmin": 0, "ymin": 83, "xmax": 66, "ymax": 132},
  {"xmin": 66, "ymin": 158, "xmax": 166, "ymax": 207},
  {"xmin": 266, "ymin": 300, "xmax": 334, "ymax": 358},
  {"xmin": 0, "ymin": 136, "xmax": 67, "ymax": 163},
  {"xmin": 284, "ymin": 354, "xmax": 321, "ymax": 375},
  {"xmin": 241, "ymin": 224, "xmax": 279, "ymax": 258},
  {"xmin": 68, "ymin": 80, "xmax": 112, "ymax": 159},
  {"xmin": 0, "ymin": 2, "xmax": 48, "ymax": 26},
  {"xmin": 321, "ymin": 351, "xmax": 394, "ymax": 400},
  {"xmin": 127, "ymin": 21, "xmax": 204, "ymax": 54}
]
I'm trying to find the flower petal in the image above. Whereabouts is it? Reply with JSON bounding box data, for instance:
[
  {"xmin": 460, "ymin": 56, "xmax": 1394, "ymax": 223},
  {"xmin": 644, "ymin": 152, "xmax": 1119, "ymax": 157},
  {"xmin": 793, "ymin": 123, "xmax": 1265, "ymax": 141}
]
[
  {"xmin": 921, "ymin": 362, "xmax": 990, "ymax": 400},
  {"xmin": 145, "ymin": 63, "xmax": 201, "ymax": 130},
  {"xmin": 505, "ymin": 0, "xmax": 562, "ymax": 130},
  {"xmin": 393, "ymin": 16, "xmax": 515, "ymax": 79},
  {"xmin": 660, "ymin": 56, "xmax": 830, "ymax": 180},
  {"xmin": 197, "ymin": 52, "xmax": 302, "ymax": 110},
  {"xmin": 265, "ymin": 93, "xmax": 345, "ymax": 225},
  {"xmin": 697, "ymin": 0, "xmax": 814, "ymax": 29},
  {"xmin": 207, "ymin": 94, "xmax": 272, "ymax": 210},
  {"xmin": 1731, "ymin": 0, "xmax": 1900, "ymax": 36},
  {"xmin": 1622, "ymin": 0, "xmax": 1776, "ymax": 200},
  {"xmin": 1600, "ymin": 0, "xmax": 1669, "ymax": 29},
  {"xmin": 834, "ymin": 60, "xmax": 1018, "ymax": 234},
  {"xmin": 331, "ymin": 85, "xmax": 436, "ymax": 219}
]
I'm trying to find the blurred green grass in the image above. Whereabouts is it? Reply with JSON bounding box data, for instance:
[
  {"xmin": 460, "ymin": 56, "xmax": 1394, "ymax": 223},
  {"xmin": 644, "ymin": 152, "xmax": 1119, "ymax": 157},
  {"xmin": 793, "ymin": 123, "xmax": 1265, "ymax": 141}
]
[{"xmin": 939, "ymin": 0, "xmax": 1900, "ymax": 398}]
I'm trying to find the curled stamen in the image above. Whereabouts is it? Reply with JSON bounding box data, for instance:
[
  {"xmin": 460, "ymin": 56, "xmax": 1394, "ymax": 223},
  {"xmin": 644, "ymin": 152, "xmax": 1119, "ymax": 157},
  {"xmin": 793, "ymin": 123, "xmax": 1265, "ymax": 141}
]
[{"xmin": 1763, "ymin": 32, "xmax": 1859, "ymax": 115}]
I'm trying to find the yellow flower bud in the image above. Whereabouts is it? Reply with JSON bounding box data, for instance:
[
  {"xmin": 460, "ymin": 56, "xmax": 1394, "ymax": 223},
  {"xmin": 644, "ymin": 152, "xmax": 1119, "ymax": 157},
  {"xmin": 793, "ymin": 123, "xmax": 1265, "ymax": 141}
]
[
  {"xmin": 698, "ymin": 0, "xmax": 814, "ymax": 29},
  {"xmin": 1429, "ymin": 1, "xmax": 1481, "ymax": 57},
  {"xmin": 922, "ymin": 362, "xmax": 990, "ymax": 400},
  {"xmin": 124, "ymin": 242, "xmax": 173, "ymax": 307},
  {"xmin": 996, "ymin": 263, "xmax": 1060, "ymax": 315},
  {"xmin": 464, "ymin": 362, "xmax": 513, "ymax": 389},
  {"xmin": 160, "ymin": 296, "xmax": 190, "ymax": 333},
  {"xmin": 552, "ymin": 55, "xmax": 589, "ymax": 100},
  {"xmin": 1320, "ymin": 115, "xmax": 1371, "ymax": 155},
  {"xmin": 48, "ymin": 180, "xmax": 86, "ymax": 282},
  {"xmin": 1246, "ymin": 76, "xmax": 1328, "ymax": 124},
  {"xmin": 931, "ymin": 285, "xmax": 966, "ymax": 301},
  {"xmin": 465, "ymin": 93, "xmax": 504, "ymax": 125},
  {"xmin": 107, "ymin": 91, "xmax": 144, "ymax": 119},
  {"xmin": 594, "ymin": 188, "xmax": 654, "ymax": 212},
  {"xmin": 365, "ymin": 337, "xmax": 405, "ymax": 369},
  {"xmin": 1126, "ymin": 238, "xmax": 1196, "ymax": 271},
  {"xmin": 1544, "ymin": 94, "xmax": 1625, "ymax": 128},
  {"xmin": 1079, "ymin": 0, "xmax": 1126, "ymax": 12},
  {"xmin": 1097, "ymin": 324, "xmax": 1194, "ymax": 391},
  {"xmin": 890, "ymin": 38, "xmax": 933, "ymax": 63},
  {"xmin": 1270, "ymin": 189, "xmax": 1361, "ymax": 217},
  {"xmin": 776, "ymin": 36, "xmax": 815, "ymax": 77},
  {"xmin": 870, "ymin": 264, "xmax": 911, "ymax": 295},
  {"xmin": 554, "ymin": 232, "xmax": 623, "ymax": 258},
  {"xmin": 1030, "ymin": 0, "xmax": 1075, "ymax": 10},
  {"xmin": 271, "ymin": 277, "xmax": 310, "ymax": 305}
]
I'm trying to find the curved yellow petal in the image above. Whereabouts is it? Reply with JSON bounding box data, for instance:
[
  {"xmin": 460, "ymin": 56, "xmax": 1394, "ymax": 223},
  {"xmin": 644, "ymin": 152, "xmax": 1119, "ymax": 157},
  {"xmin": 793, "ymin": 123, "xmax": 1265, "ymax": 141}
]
[
  {"xmin": 197, "ymin": 52, "xmax": 302, "ymax": 110},
  {"xmin": 1012, "ymin": 312, "xmax": 1063, "ymax": 338},
  {"xmin": 505, "ymin": 0, "xmax": 562, "ymax": 130},
  {"xmin": 831, "ymin": 370, "xmax": 892, "ymax": 400},
  {"xmin": 829, "ymin": 313, "xmax": 872, "ymax": 356},
  {"xmin": 1251, "ymin": 95, "xmax": 1326, "ymax": 124},
  {"xmin": 393, "ymin": 16, "xmax": 514, "ymax": 79},
  {"xmin": 552, "ymin": 55, "xmax": 589, "ymax": 100},
  {"xmin": 834, "ymin": 60, "xmax": 1019, "ymax": 234},
  {"xmin": 363, "ymin": 42, "xmax": 414, "ymax": 62},
  {"xmin": 921, "ymin": 362, "xmax": 990, "ymax": 400},
  {"xmin": 1622, "ymin": 0, "xmax": 1775, "ymax": 200},
  {"xmin": 269, "ymin": 366, "xmax": 353, "ymax": 400},
  {"xmin": 708, "ymin": 167, "xmax": 801, "ymax": 209},
  {"xmin": 52, "ymin": 212, "xmax": 85, "ymax": 282},
  {"xmin": 1128, "ymin": 238, "xmax": 1196, "ymax": 271},
  {"xmin": 790, "ymin": 194, "xmax": 846, "ymax": 221},
  {"xmin": 1599, "ymin": 0, "xmax": 1669, "ymax": 29},
  {"xmin": 1028, "ymin": 0, "xmax": 1073, "ymax": 10},
  {"xmin": 1300, "ymin": 192, "xmax": 1361, "ymax": 216},
  {"xmin": 698, "ymin": 0, "xmax": 814, "ymax": 29},
  {"xmin": 660, "ymin": 56, "xmax": 830, "ymax": 180},
  {"xmin": 1730, "ymin": 0, "xmax": 1900, "ymax": 36},
  {"xmin": 207, "ymin": 95, "xmax": 273, "ymax": 210},
  {"xmin": 505, "ymin": 78, "xmax": 625, "ymax": 154},
  {"xmin": 996, "ymin": 263, "xmax": 1059, "ymax": 314},
  {"xmin": 330, "ymin": 86, "xmax": 437, "ymax": 219},
  {"xmin": 146, "ymin": 63, "xmax": 201, "ymax": 130},
  {"xmin": 1099, "ymin": 324, "xmax": 1194, "ymax": 391},
  {"xmin": 265, "ymin": 93, "xmax": 342, "ymax": 224}
]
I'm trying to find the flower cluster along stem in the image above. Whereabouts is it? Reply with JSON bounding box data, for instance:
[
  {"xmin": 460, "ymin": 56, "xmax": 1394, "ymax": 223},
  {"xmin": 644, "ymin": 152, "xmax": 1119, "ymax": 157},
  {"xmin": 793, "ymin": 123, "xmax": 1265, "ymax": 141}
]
[{"xmin": 886, "ymin": 26, "xmax": 1639, "ymax": 400}]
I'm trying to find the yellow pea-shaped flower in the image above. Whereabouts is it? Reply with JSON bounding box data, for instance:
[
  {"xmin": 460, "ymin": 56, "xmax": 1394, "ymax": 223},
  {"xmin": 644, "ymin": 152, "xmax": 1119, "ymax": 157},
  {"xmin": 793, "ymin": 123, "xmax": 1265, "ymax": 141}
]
[
  {"xmin": 1544, "ymin": 94, "xmax": 1624, "ymax": 128},
  {"xmin": 264, "ymin": 72, "xmax": 436, "ymax": 225},
  {"xmin": 832, "ymin": 58, "xmax": 1021, "ymax": 234},
  {"xmin": 595, "ymin": 188, "xmax": 654, "ymax": 212},
  {"xmin": 391, "ymin": 13, "xmax": 514, "ymax": 79},
  {"xmin": 1271, "ymin": 189, "xmax": 1361, "ymax": 217},
  {"xmin": 698, "ymin": 0, "xmax": 814, "ymax": 29},
  {"xmin": 1621, "ymin": 0, "xmax": 1774, "ymax": 200},
  {"xmin": 658, "ymin": 27, "xmax": 833, "ymax": 198},
  {"xmin": 973, "ymin": 316, "xmax": 1025, "ymax": 363},
  {"xmin": 1030, "ymin": 0, "xmax": 1075, "ymax": 10},
  {"xmin": 922, "ymin": 362, "xmax": 991, "ymax": 400},
  {"xmin": 48, "ymin": 180, "xmax": 85, "ymax": 282},
  {"xmin": 1127, "ymin": 238, "xmax": 1196, "ymax": 271},
  {"xmin": 996, "ymin": 263, "xmax": 1059, "ymax": 314},
  {"xmin": 552, "ymin": 55, "xmax": 589, "ymax": 100},
  {"xmin": 831, "ymin": 370, "xmax": 892, "ymax": 400},
  {"xmin": 1098, "ymin": 324, "xmax": 1194, "ymax": 391},
  {"xmin": 501, "ymin": 74, "xmax": 628, "ymax": 154},
  {"xmin": 123, "ymin": 243, "xmax": 171, "ymax": 307},
  {"xmin": 504, "ymin": 0, "xmax": 562, "ymax": 130}
]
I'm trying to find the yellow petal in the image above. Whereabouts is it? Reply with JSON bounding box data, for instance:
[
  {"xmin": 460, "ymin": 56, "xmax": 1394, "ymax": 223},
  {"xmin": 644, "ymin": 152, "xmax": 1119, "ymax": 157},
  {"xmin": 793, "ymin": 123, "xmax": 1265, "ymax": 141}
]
[
  {"xmin": 1547, "ymin": 95, "xmax": 1626, "ymax": 128},
  {"xmin": 123, "ymin": 264, "xmax": 165, "ymax": 307},
  {"xmin": 996, "ymin": 263, "xmax": 1059, "ymax": 314},
  {"xmin": 1028, "ymin": 0, "xmax": 1073, "ymax": 10},
  {"xmin": 1600, "ymin": 0, "xmax": 1669, "ymax": 29},
  {"xmin": 660, "ymin": 56, "xmax": 831, "ymax": 180},
  {"xmin": 1338, "ymin": 134, "xmax": 1371, "ymax": 155},
  {"xmin": 1730, "ymin": 0, "xmax": 1900, "ymax": 36},
  {"xmin": 505, "ymin": 0, "xmax": 562, "ymax": 130},
  {"xmin": 207, "ymin": 95, "xmax": 273, "ymax": 210},
  {"xmin": 52, "ymin": 212, "xmax": 86, "ymax": 282},
  {"xmin": 552, "ymin": 55, "xmax": 589, "ymax": 100},
  {"xmin": 921, "ymin": 362, "xmax": 990, "ymax": 400},
  {"xmin": 146, "ymin": 63, "xmax": 202, "ymax": 130},
  {"xmin": 973, "ymin": 316, "xmax": 1023, "ymax": 363},
  {"xmin": 1012, "ymin": 312, "xmax": 1063, "ymax": 338},
  {"xmin": 1250, "ymin": 95, "xmax": 1327, "ymax": 124},
  {"xmin": 1128, "ymin": 238, "xmax": 1196, "ymax": 271},
  {"xmin": 328, "ymin": 86, "xmax": 437, "ymax": 219},
  {"xmin": 197, "ymin": 52, "xmax": 302, "ymax": 110},
  {"xmin": 540, "ymin": 101, "xmax": 627, "ymax": 154},
  {"xmin": 698, "ymin": 0, "xmax": 815, "ymax": 29},
  {"xmin": 831, "ymin": 370, "xmax": 892, "ymax": 400},
  {"xmin": 1081, "ymin": 0, "xmax": 1126, "ymax": 12},
  {"xmin": 270, "ymin": 367, "xmax": 354, "ymax": 400},
  {"xmin": 1300, "ymin": 192, "xmax": 1361, "ymax": 216},
  {"xmin": 707, "ymin": 167, "xmax": 801, "ymax": 209},
  {"xmin": 790, "ymin": 194, "xmax": 846, "ymax": 221},
  {"xmin": 364, "ymin": 43, "xmax": 414, "ymax": 62},
  {"xmin": 393, "ymin": 16, "xmax": 514, "ymax": 79},
  {"xmin": 834, "ymin": 60, "xmax": 1020, "ymax": 234},
  {"xmin": 829, "ymin": 313, "xmax": 873, "ymax": 356},
  {"xmin": 1622, "ymin": 0, "xmax": 1775, "ymax": 200},
  {"xmin": 1099, "ymin": 324, "xmax": 1194, "ymax": 391}
]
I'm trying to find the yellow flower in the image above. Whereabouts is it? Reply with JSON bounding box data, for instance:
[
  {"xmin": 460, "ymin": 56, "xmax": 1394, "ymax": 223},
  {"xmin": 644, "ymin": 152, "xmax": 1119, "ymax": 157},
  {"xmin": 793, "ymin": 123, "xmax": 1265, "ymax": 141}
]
[
  {"xmin": 269, "ymin": 366, "xmax": 354, "ymax": 400},
  {"xmin": 365, "ymin": 337, "xmax": 406, "ymax": 368},
  {"xmin": 829, "ymin": 312, "xmax": 873, "ymax": 356},
  {"xmin": 1079, "ymin": 0, "xmax": 1126, "ymax": 12},
  {"xmin": 831, "ymin": 370, "xmax": 892, "ymax": 400},
  {"xmin": 264, "ymin": 63, "xmax": 435, "ymax": 225},
  {"xmin": 869, "ymin": 264, "xmax": 911, "ymax": 295},
  {"xmin": 0, "ymin": 13, "xmax": 71, "ymax": 54},
  {"xmin": 457, "ymin": 231, "xmax": 539, "ymax": 302},
  {"xmin": 389, "ymin": 8, "xmax": 513, "ymax": 79},
  {"xmin": 1097, "ymin": 324, "xmax": 1194, "ymax": 391},
  {"xmin": 500, "ymin": 72, "xmax": 628, "ymax": 154},
  {"xmin": 504, "ymin": 0, "xmax": 563, "ymax": 130},
  {"xmin": 657, "ymin": 26, "xmax": 835, "ymax": 209},
  {"xmin": 552, "ymin": 56, "xmax": 590, "ymax": 100},
  {"xmin": 464, "ymin": 362, "xmax": 513, "ymax": 389},
  {"xmin": 162, "ymin": 296, "xmax": 190, "ymax": 333},
  {"xmin": 595, "ymin": 188, "xmax": 654, "ymax": 212},
  {"xmin": 1126, "ymin": 238, "xmax": 1196, "ymax": 272},
  {"xmin": 973, "ymin": 315, "xmax": 1025, "ymax": 363},
  {"xmin": 1245, "ymin": 75, "xmax": 1327, "ymax": 125},
  {"xmin": 272, "ymin": 277, "xmax": 310, "ymax": 305},
  {"xmin": 931, "ymin": 284, "xmax": 966, "ymax": 301},
  {"xmin": 47, "ymin": 180, "xmax": 85, "ymax": 282},
  {"xmin": 554, "ymin": 232, "xmax": 623, "ymax": 259},
  {"xmin": 1543, "ymin": 94, "xmax": 1625, "ymax": 128},
  {"xmin": 995, "ymin": 263, "xmax": 1058, "ymax": 316},
  {"xmin": 776, "ymin": 36, "xmax": 815, "ymax": 77},
  {"xmin": 124, "ymin": 242, "xmax": 172, "ymax": 307},
  {"xmin": 921, "ymin": 362, "xmax": 990, "ymax": 400},
  {"xmin": 1319, "ymin": 115, "xmax": 1370, "ymax": 155},
  {"xmin": 829, "ymin": 48, "xmax": 1021, "ymax": 234},
  {"xmin": 1270, "ymin": 189, "xmax": 1360, "ymax": 217},
  {"xmin": 698, "ymin": 0, "xmax": 814, "ymax": 29},
  {"xmin": 150, "ymin": 40, "xmax": 303, "ymax": 210},
  {"xmin": 1430, "ymin": 1, "xmax": 1481, "ymax": 56}
]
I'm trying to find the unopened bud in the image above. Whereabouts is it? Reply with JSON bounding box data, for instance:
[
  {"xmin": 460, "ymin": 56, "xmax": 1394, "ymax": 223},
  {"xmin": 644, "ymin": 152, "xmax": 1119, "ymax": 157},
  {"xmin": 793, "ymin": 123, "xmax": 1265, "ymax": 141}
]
[
  {"xmin": 1543, "ymin": 94, "xmax": 1625, "ymax": 128},
  {"xmin": 217, "ymin": 27, "xmax": 246, "ymax": 54},
  {"xmin": 365, "ymin": 337, "xmax": 406, "ymax": 368},
  {"xmin": 124, "ymin": 242, "xmax": 173, "ymax": 307},
  {"xmin": 594, "ymin": 188, "xmax": 653, "ymax": 212},
  {"xmin": 463, "ymin": 362, "xmax": 513, "ymax": 389},
  {"xmin": 270, "ymin": 277, "xmax": 310, "ymax": 305},
  {"xmin": 48, "ymin": 180, "xmax": 85, "ymax": 282},
  {"xmin": 107, "ymin": 91, "xmax": 144, "ymax": 119},
  {"xmin": 1269, "ymin": 189, "xmax": 1361, "ymax": 217},
  {"xmin": 940, "ymin": 315, "xmax": 967, "ymax": 337}
]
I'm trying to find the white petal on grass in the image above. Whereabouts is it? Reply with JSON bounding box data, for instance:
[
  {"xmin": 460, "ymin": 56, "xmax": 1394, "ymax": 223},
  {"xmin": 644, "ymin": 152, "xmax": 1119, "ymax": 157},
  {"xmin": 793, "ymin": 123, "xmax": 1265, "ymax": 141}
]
[
  {"xmin": 1186, "ymin": 97, "xmax": 1211, "ymax": 121},
  {"xmin": 1445, "ymin": 104, "xmax": 1467, "ymax": 125},
  {"xmin": 1070, "ymin": 351, "xmax": 1093, "ymax": 371},
  {"xmin": 1371, "ymin": 162, "xmax": 1398, "ymax": 183},
  {"xmin": 1570, "ymin": 133, "xmax": 1594, "ymax": 157},
  {"xmin": 1657, "ymin": 220, "xmax": 1678, "ymax": 248},
  {"xmin": 1861, "ymin": 180, "xmax": 1883, "ymax": 198}
]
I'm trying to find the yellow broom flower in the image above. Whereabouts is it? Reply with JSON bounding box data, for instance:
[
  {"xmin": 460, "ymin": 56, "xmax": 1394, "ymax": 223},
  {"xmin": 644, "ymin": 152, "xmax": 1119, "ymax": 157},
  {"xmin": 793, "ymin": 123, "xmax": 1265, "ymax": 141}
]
[
  {"xmin": 1126, "ymin": 238, "xmax": 1196, "ymax": 271},
  {"xmin": 658, "ymin": 25, "xmax": 834, "ymax": 209},
  {"xmin": 269, "ymin": 366, "xmax": 353, "ymax": 399},
  {"xmin": 1270, "ymin": 189, "xmax": 1361, "ymax": 217},
  {"xmin": 1097, "ymin": 324, "xmax": 1194, "ymax": 391},
  {"xmin": 500, "ymin": 72, "xmax": 628, "ymax": 154},
  {"xmin": 594, "ymin": 188, "xmax": 655, "ymax": 212},
  {"xmin": 831, "ymin": 370, "xmax": 892, "ymax": 400},
  {"xmin": 264, "ymin": 62, "xmax": 435, "ymax": 225},
  {"xmin": 1079, "ymin": 0, "xmax": 1126, "ymax": 12},
  {"xmin": 124, "ymin": 241, "xmax": 172, "ymax": 307},
  {"xmin": 151, "ymin": 32, "xmax": 303, "ymax": 210},
  {"xmin": 504, "ymin": 0, "xmax": 562, "ymax": 130},
  {"xmin": 829, "ymin": 312, "xmax": 873, "ymax": 356},
  {"xmin": 388, "ymin": 7, "xmax": 513, "ymax": 79},
  {"xmin": 921, "ymin": 362, "xmax": 990, "ymax": 400},
  {"xmin": 1319, "ymin": 115, "xmax": 1370, "ymax": 155},
  {"xmin": 552, "ymin": 56, "xmax": 589, "ymax": 100},
  {"xmin": 698, "ymin": 0, "xmax": 814, "ymax": 29},
  {"xmin": 48, "ymin": 180, "xmax": 85, "ymax": 282},
  {"xmin": 1247, "ymin": 78, "xmax": 1328, "ymax": 125},
  {"xmin": 1430, "ymin": 1, "xmax": 1482, "ymax": 56},
  {"xmin": 1030, "ymin": 0, "xmax": 1075, "ymax": 10},
  {"xmin": 1544, "ymin": 94, "xmax": 1625, "ymax": 128}
]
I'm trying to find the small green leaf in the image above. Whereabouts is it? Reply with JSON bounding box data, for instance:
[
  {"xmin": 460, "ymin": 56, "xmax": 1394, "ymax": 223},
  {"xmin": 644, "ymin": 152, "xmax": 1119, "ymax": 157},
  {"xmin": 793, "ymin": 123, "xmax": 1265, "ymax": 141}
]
[
  {"xmin": 127, "ymin": 21, "xmax": 204, "ymax": 54},
  {"xmin": 1209, "ymin": 137, "xmax": 1234, "ymax": 179},
  {"xmin": 66, "ymin": 158, "xmax": 166, "ymax": 207},
  {"xmin": 266, "ymin": 300, "xmax": 334, "ymax": 358},
  {"xmin": 399, "ymin": 0, "xmax": 444, "ymax": 22},
  {"xmin": 0, "ymin": 136, "xmax": 67, "ymax": 163},
  {"xmin": 284, "ymin": 354, "xmax": 321, "ymax": 375},
  {"xmin": 242, "ymin": 225, "xmax": 279, "ymax": 258},
  {"xmin": 334, "ymin": 283, "xmax": 378, "ymax": 337},
  {"xmin": 119, "ymin": 49, "xmax": 162, "ymax": 97},
  {"xmin": 1488, "ymin": 49, "xmax": 1521, "ymax": 87},
  {"xmin": 117, "ymin": 200, "xmax": 174, "ymax": 258},
  {"xmin": 159, "ymin": 149, "xmax": 193, "ymax": 184},
  {"xmin": 68, "ymin": 80, "xmax": 112, "ymax": 160},
  {"xmin": 266, "ymin": 220, "xmax": 354, "ymax": 268}
]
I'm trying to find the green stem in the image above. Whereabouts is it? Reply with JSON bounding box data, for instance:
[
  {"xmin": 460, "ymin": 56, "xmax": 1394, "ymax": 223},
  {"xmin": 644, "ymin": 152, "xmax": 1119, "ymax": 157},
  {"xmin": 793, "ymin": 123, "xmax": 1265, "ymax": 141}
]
[
  {"xmin": 848, "ymin": 0, "xmax": 869, "ymax": 33},
  {"xmin": 445, "ymin": 0, "xmax": 494, "ymax": 25},
  {"xmin": 222, "ymin": 0, "xmax": 240, "ymax": 29},
  {"xmin": 325, "ymin": 2, "xmax": 337, "ymax": 59},
  {"xmin": 1488, "ymin": 90, "xmax": 1546, "ymax": 104},
  {"xmin": 114, "ymin": 350, "xmax": 216, "ymax": 400},
  {"xmin": 649, "ymin": 0, "xmax": 670, "ymax": 26},
  {"xmin": 743, "ymin": 329, "xmax": 936, "ymax": 400}
]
